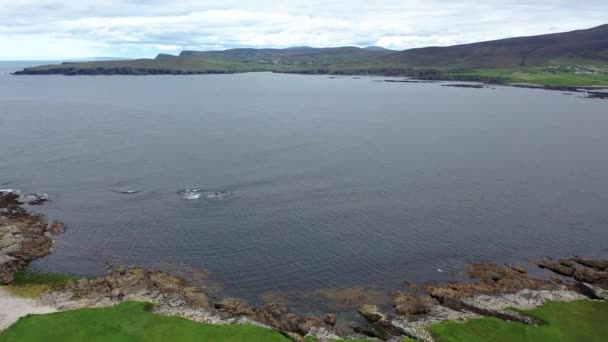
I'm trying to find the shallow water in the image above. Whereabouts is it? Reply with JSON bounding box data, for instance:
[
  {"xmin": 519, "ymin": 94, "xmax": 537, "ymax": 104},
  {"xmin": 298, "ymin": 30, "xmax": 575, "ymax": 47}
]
[{"xmin": 1, "ymin": 64, "xmax": 607, "ymax": 310}]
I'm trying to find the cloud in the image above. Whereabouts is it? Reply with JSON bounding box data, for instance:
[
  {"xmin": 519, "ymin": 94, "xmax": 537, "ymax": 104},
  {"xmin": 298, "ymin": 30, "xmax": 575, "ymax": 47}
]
[{"xmin": 0, "ymin": 0, "xmax": 606, "ymax": 59}]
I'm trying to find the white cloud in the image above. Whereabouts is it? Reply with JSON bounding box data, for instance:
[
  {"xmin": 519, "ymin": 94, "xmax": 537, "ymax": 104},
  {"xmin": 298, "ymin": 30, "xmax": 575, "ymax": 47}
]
[{"xmin": 0, "ymin": 0, "xmax": 606, "ymax": 59}]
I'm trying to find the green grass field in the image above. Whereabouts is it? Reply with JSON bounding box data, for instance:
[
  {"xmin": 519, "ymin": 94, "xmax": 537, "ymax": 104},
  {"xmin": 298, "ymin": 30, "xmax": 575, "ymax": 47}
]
[
  {"xmin": 0, "ymin": 301, "xmax": 289, "ymax": 342},
  {"xmin": 1, "ymin": 299, "xmax": 607, "ymax": 341},
  {"xmin": 3, "ymin": 271, "xmax": 607, "ymax": 342},
  {"xmin": 442, "ymin": 66, "xmax": 608, "ymax": 86},
  {"xmin": 429, "ymin": 300, "xmax": 608, "ymax": 342}
]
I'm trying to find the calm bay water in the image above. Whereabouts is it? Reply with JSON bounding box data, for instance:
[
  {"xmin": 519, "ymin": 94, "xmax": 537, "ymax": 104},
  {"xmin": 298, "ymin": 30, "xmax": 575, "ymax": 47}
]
[{"xmin": 1, "ymin": 63, "xmax": 608, "ymax": 309}]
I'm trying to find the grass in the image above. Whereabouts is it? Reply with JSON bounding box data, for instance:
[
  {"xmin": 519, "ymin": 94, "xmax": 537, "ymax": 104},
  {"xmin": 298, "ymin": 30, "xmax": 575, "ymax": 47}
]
[
  {"xmin": 429, "ymin": 300, "xmax": 608, "ymax": 342},
  {"xmin": 11, "ymin": 269, "xmax": 78, "ymax": 286},
  {"xmin": 24, "ymin": 52, "xmax": 608, "ymax": 87},
  {"xmin": 2, "ymin": 296, "xmax": 606, "ymax": 341},
  {"xmin": 0, "ymin": 301, "xmax": 290, "ymax": 342},
  {"xmin": 443, "ymin": 66, "xmax": 608, "ymax": 86},
  {"xmin": 3, "ymin": 269, "xmax": 78, "ymax": 299}
]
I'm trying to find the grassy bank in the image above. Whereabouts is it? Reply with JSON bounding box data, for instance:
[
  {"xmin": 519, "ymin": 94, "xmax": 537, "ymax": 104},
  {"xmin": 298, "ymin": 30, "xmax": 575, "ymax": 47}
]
[
  {"xmin": 2, "ymin": 269, "xmax": 607, "ymax": 341},
  {"xmin": 0, "ymin": 301, "xmax": 289, "ymax": 342},
  {"xmin": 1, "ymin": 298, "xmax": 606, "ymax": 341},
  {"xmin": 439, "ymin": 66, "xmax": 608, "ymax": 87},
  {"xmin": 3, "ymin": 269, "xmax": 78, "ymax": 299},
  {"xmin": 429, "ymin": 300, "xmax": 608, "ymax": 342}
]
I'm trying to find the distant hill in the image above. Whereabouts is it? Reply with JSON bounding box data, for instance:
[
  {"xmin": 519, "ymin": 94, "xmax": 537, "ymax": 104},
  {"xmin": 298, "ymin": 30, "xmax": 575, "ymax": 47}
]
[
  {"xmin": 364, "ymin": 46, "xmax": 391, "ymax": 51},
  {"xmin": 177, "ymin": 46, "xmax": 395, "ymax": 62},
  {"xmin": 380, "ymin": 24, "xmax": 608, "ymax": 68},
  {"xmin": 13, "ymin": 25, "xmax": 608, "ymax": 86}
]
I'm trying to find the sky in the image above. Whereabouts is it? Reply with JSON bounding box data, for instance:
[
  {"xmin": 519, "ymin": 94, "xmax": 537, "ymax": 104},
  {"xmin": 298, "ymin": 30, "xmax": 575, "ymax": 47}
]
[{"xmin": 0, "ymin": 0, "xmax": 606, "ymax": 60}]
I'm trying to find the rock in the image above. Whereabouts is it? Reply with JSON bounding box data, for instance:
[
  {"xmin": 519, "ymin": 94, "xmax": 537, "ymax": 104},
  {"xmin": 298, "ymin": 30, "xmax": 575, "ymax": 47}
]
[
  {"xmin": 357, "ymin": 304, "xmax": 384, "ymax": 323},
  {"xmin": 573, "ymin": 267, "xmax": 608, "ymax": 286},
  {"xmin": 425, "ymin": 263, "xmax": 555, "ymax": 302},
  {"xmin": 42, "ymin": 290, "xmax": 75, "ymax": 305},
  {"xmin": 182, "ymin": 286, "xmax": 210, "ymax": 308},
  {"xmin": 403, "ymin": 281, "xmax": 420, "ymax": 290},
  {"xmin": 284, "ymin": 332, "xmax": 303, "ymax": 342},
  {"xmin": 559, "ymin": 259, "xmax": 575, "ymax": 268},
  {"xmin": 26, "ymin": 193, "xmax": 49, "ymax": 205},
  {"xmin": 111, "ymin": 288, "xmax": 123, "ymax": 299},
  {"xmin": 324, "ymin": 313, "xmax": 336, "ymax": 326},
  {"xmin": 391, "ymin": 319, "xmax": 436, "ymax": 342},
  {"xmin": 572, "ymin": 256, "xmax": 608, "ymax": 271},
  {"xmin": 149, "ymin": 271, "xmax": 185, "ymax": 292},
  {"xmin": 392, "ymin": 292, "xmax": 435, "ymax": 316},
  {"xmin": 215, "ymin": 298, "xmax": 255, "ymax": 316},
  {"xmin": 106, "ymin": 267, "xmax": 149, "ymax": 295},
  {"xmin": 47, "ymin": 221, "xmax": 66, "ymax": 235},
  {"xmin": 255, "ymin": 304, "xmax": 301, "ymax": 333},
  {"xmin": 535, "ymin": 260, "xmax": 575, "ymax": 277},
  {"xmin": 0, "ymin": 195, "xmax": 53, "ymax": 285},
  {"xmin": 297, "ymin": 314, "xmax": 323, "ymax": 335},
  {"xmin": 352, "ymin": 323, "xmax": 380, "ymax": 338},
  {"xmin": 168, "ymin": 297, "xmax": 185, "ymax": 308},
  {"xmin": 69, "ymin": 277, "xmax": 111, "ymax": 299},
  {"xmin": 508, "ymin": 265, "xmax": 528, "ymax": 274}
]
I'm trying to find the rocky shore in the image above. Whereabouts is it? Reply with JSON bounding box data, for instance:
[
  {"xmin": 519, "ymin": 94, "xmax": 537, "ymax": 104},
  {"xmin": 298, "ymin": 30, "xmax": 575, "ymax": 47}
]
[
  {"xmin": 1, "ymin": 190, "xmax": 607, "ymax": 341},
  {"xmin": 0, "ymin": 190, "xmax": 58, "ymax": 284},
  {"xmin": 12, "ymin": 66, "xmax": 232, "ymax": 76}
]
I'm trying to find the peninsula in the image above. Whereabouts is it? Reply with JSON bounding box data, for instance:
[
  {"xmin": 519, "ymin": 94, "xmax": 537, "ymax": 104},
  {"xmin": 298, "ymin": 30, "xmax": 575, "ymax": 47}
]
[{"xmin": 14, "ymin": 24, "xmax": 608, "ymax": 87}]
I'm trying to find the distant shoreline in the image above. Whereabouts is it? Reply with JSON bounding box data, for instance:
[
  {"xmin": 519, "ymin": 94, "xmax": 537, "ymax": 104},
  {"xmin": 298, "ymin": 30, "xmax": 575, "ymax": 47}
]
[{"xmin": 9, "ymin": 68, "xmax": 608, "ymax": 99}]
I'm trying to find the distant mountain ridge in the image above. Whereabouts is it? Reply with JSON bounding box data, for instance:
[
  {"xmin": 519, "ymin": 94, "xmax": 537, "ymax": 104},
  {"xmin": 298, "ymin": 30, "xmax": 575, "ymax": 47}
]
[
  {"xmin": 383, "ymin": 24, "xmax": 608, "ymax": 68},
  {"xmin": 174, "ymin": 46, "xmax": 395, "ymax": 62},
  {"xmin": 13, "ymin": 24, "xmax": 608, "ymax": 87}
]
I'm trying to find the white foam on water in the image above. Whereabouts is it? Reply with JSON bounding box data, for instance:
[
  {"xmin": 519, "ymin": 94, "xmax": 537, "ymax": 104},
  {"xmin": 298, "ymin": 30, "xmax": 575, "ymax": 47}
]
[
  {"xmin": 178, "ymin": 189, "xmax": 202, "ymax": 200},
  {"xmin": 111, "ymin": 187, "xmax": 141, "ymax": 195}
]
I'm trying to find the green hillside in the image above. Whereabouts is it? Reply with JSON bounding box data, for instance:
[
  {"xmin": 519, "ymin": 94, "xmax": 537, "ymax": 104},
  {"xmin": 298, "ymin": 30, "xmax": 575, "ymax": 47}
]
[{"xmin": 14, "ymin": 25, "xmax": 608, "ymax": 86}]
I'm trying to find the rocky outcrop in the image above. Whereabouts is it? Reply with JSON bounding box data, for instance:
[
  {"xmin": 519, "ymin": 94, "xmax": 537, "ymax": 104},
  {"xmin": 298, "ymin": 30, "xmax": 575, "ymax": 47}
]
[
  {"xmin": 358, "ymin": 304, "xmax": 385, "ymax": 323},
  {"xmin": 573, "ymin": 267, "xmax": 608, "ymax": 287},
  {"xmin": 0, "ymin": 191, "xmax": 54, "ymax": 284},
  {"xmin": 215, "ymin": 298, "xmax": 255, "ymax": 316},
  {"xmin": 13, "ymin": 67, "xmax": 232, "ymax": 76},
  {"xmin": 572, "ymin": 256, "xmax": 608, "ymax": 271},
  {"xmin": 534, "ymin": 257, "xmax": 608, "ymax": 290},
  {"xmin": 535, "ymin": 259, "xmax": 575, "ymax": 277},
  {"xmin": 424, "ymin": 263, "xmax": 556, "ymax": 303},
  {"xmin": 392, "ymin": 292, "xmax": 436, "ymax": 316},
  {"xmin": 587, "ymin": 91, "xmax": 608, "ymax": 99},
  {"xmin": 48, "ymin": 265, "xmax": 208, "ymax": 310}
]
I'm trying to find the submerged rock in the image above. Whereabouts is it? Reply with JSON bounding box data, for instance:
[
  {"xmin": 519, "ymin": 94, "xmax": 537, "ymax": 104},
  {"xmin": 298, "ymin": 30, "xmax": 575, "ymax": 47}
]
[
  {"xmin": 47, "ymin": 221, "xmax": 66, "ymax": 236},
  {"xmin": 22, "ymin": 193, "xmax": 49, "ymax": 205},
  {"xmin": 573, "ymin": 267, "xmax": 608, "ymax": 286},
  {"xmin": 572, "ymin": 256, "xmax": 608, "ymax": 271},
  {"xmin": 535, "ymin": 259, "xmax": 575, "ymax": 277}
]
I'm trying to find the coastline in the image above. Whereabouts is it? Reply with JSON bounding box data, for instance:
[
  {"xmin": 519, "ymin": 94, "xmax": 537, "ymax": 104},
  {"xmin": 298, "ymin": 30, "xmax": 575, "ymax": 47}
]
[
  {"xmin": 9, "ymin": 68, "xmax": 608, "ymax": 99},
  {"xmin": 2, "ymin": 189, "xmax": 608, "ymax": 341}
]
